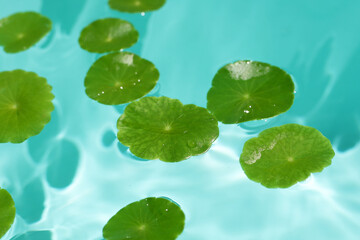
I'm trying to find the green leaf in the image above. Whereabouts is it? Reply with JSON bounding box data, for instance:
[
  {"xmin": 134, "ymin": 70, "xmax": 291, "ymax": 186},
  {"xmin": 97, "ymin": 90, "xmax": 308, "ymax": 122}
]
[
  {"xmin": 85, "ymin": 52, "xmax": 159, "ymax": 105},
  {"xmin": 0, "ymin": 70, "xmax": 55, "ymax": 143},
  {"xmin": 108, "ymin": 0, "xmax": 166, "ymax": 13},
  {"xmin": 103, "ymin": 197, "xmax": 185, "ymax": 240},
  {"xmin": 207, "ymin": 60, "xmax": 295, "ymax": 124},
  {"xmin": 240, "ymin": 124, "xmax": 335, "ymax": 188},
  {"xmin": 0, "ymin": 188, "xmax": 16, "ymax": 239},
  {"xmin": 78, "ymin": 18, "xmax": 139, "ymax": 53},
  {"xmin": 117, "ymin": 96, "xmax": 219, "ymax": 162},
  {"xmin": 0, "ymin": 11, "xmax": 52, "ymax": 53}
]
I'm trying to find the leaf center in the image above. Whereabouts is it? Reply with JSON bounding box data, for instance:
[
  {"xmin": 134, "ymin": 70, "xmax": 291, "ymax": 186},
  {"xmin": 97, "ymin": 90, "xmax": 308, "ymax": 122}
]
[
  {"xmin": 138, "ymin": 224, "xmax": 146, "ymax": 231},
  {"xmin": 17, "ymin": 33, "xmax": 25, "ymax": 39},
  {"xmin": 164, "ymin": 124, "xmax": 172, "ymax": 131},
  {"xmin": 243, "ymin": 93, "xmax": 250, "ymax": 99}
]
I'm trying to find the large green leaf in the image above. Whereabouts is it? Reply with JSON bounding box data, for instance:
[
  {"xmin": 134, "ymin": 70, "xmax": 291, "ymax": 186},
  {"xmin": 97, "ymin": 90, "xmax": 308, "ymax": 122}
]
[
  {"xmin": 0, "ymin": 11, "xmax": 52, "ymax": 53},
  {"xmin": 103, "ymin": 197, "xmax": 185, "ymax": 240},
  {"xmin": 85, "ymin": 52, "xmax": 159, "ymax": 105},
  {"xmin": 108, "ymin": 0, "xmax": 166, "ymax": 13},
  {"xmin": 240, "ymin": 124, "xmax": 335, "ymax": 188},
  {"xmin": 207, "ymin": 60, "xmax": 295, "ymax": 124},
  {"xmin": 0, "ymin": 70, "xmax": 54, "ymax": 143},
  {"xmin": 0, "ymin": 188, "xmax": 16, "ymax": 239},
  {"xmin": 117, "ymin": 96, "xmax": 219, "ymax": 162},
  {"xmin": 79, "ymin": 18, "xmax": 139, "ymax": 53}
]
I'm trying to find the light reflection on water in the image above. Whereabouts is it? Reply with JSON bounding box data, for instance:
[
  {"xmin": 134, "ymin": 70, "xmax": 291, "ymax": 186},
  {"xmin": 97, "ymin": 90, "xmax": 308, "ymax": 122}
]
[{"xmin": 0, "ymin": 0, "xmax": 360, "ymax": 239}]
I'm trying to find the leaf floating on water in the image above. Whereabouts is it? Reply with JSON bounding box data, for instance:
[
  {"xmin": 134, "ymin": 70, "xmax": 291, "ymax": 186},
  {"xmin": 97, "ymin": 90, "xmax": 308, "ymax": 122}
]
[
  {"xmin": 0, "ymin": 188, "xmax": 16, "ymax": 239},
  {"xmin": 117, "ymin": 96, "xmax": 219, "ymax": 162},
  {"xmin": 0, "ymin": 11, "xmax": 52, "ymax": 53},
  {"xmin": 0, "ymin": 70, "xmax": 54, "ymax": 143},
  {"xmin": 103, "ymin": 197, "xmax": 185, "ymax": 240},
  {"xmin": 207, "ymin": 60, "xmax": 295, "ymax": 124},
  {"xmin": 108, "ymin": 0, "xmax": 166, "ymax": 13},
  {"xmin": 240, "ymin": 124, "xmax": 335, "ymax": 188},
  {"xmin": 85, "ymin": 52, "xmax": 159, "ymax": 105},
  {"xmin": 79, "ymin": 18, "xmax": 139, "ymax": 53}
]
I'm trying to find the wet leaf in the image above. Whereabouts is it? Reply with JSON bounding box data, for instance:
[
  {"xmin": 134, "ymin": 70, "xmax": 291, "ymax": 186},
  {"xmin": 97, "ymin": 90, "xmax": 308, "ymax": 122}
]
[
  {"xmin": 79, "ymin": 18, "xmax": 139, "ymax": 53},
  {"xmin": 0, "ymin": 11, "xmax": 52, "ymax": 53},
  {"xmin": 240, "ymin": 124, "xmax": 335, "ymax": 188},
  {"xmin": 207, "ymin": 60, "xmax": 294, "ymax": 124},
  {"xmin": 85, "ymin": 52, "xmax": 159, "ymax": 105},
  {"xmin": 0, "ymin": 70, "xmax": 54, "ymax": 143},
  {"xmin": 117, "ymin": 96, "xmax": 219, "ymax": 162},
  {"xmin": 103, "ymin": 197, "xmax": 185, "ymax": 240}
]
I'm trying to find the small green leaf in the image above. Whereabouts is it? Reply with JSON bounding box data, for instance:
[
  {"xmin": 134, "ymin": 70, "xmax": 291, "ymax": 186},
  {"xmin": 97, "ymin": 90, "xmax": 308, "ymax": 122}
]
[
  {"xmin": 78, "ymin": 18, "xmax": 139, "ymax": 53},
  {"xmin": 240, "ymin": 124, "xmax": 335, "ymax": 188},
  {"xmin": 207, "ymin": 60, "xmax": 295, "ymax": 124},
  {"xmin": 103, "ymin": 197, "xmax": 185, "ymax": 240},
  {"xmin": 0, "ymin": 188, "xmax": 16, "ymax": 239},
  {"xmin": 117, "ymin": 96, "xmax": 219, "ymax": 162},
  {"xmin": 0, "ymin": 70, "xmax": 54, "ymax": 143},
  {"xmin": 85, "ymin": 52, "xmax": 159, "ymax": 105},
  {"xmin": 0, "ymin": 11, "xmax": 52, "ymax": 53},
  {"xmin": 108, "ymin": 0, "xmax": 166, "ymax": 13}
]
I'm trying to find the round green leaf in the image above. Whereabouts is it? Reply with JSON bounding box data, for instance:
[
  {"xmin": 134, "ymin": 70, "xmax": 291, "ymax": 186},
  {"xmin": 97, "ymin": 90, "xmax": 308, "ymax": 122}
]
[
  {"xmin": 117, "ymin": 96, "xmax": 219, "ymax": 162},
  {"xmin": 0, "ymin": 188, "xmax": 16, "ymax": 239},
  {"xmin": 207, "ymin": 60, "xmax": 295, "ymax": 124},
  {"xmin": 103, "ymin": 197, "xmax": 185, "ymax": 240},
  {"xmin": 85, "ymin": 52, "xmax": 159, "ymax": 105},
  {"xmin": 240, "ymin": 124, "xmax": 335, "ymax": 188},
  {"xmin": 0, "ymin": 70, "xmax": 55, "ymax": 143},
  {"xmin": 108, "ymin": 0, "xmax": 166, "ymax": 13},
  {"xmin": 0, "ymin": 11, "xmax": 52, "ymax": 53},
  {"xmin": 79, "ymin": 18, "xmax": 139, "ymax": 53}
]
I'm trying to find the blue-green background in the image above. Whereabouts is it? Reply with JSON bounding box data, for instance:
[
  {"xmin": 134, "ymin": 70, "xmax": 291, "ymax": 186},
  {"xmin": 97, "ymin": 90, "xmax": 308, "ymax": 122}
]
[{"xmin": 1, "ymin": 0, "xmax": 360, "ymax": 239}]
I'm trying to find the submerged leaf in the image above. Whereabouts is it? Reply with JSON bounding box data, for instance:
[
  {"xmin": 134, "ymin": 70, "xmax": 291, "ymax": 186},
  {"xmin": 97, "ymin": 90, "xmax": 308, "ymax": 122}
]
[
  {"xmin": 0, "ymin": 70, "xmax": 54, "ymax": 143},
  {"xmin": 240, "ymin": 124, "xmax": 335, "ymax": 188},
  {"xmin": 207, "ymin": 60, "xmax": 295, "ymax": 124},
  {"xmin": 79, "ymin": 18, "xmax": 139, "ymax": 53},
  {"xmin": 85, "ymin": 52, "xmax": 159, "ymax": 105},
  {"xmin": 108, "ymin": 0, "xmax": 166, "ymax": 13},
  {"xmin": 0, "ymin": 188, "xmax": 16, "ymax": 238},
  {"xmin": 0, "ymin": 11, "xmax": 52, "ymax": 53},
  {"xmin": 103, "ymin": 197, "xmax": 185, "ymax": 240},
  {"xmin": 117, "ymin": 96, "xmax": 219, "ymax": 162}
]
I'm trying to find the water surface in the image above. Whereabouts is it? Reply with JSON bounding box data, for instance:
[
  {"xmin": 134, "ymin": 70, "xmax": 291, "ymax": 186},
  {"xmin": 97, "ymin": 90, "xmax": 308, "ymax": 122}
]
[{"xmin": 1, "ymin": 0, "xmax": 360, "ymax": 239}]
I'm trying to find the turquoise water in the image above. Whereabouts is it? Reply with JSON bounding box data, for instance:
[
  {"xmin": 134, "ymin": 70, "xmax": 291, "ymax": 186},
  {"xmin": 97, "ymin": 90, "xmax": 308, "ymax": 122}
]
[{"xmin": 1, "ymin": 0, "xmax": 360, "ymax": 239}]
